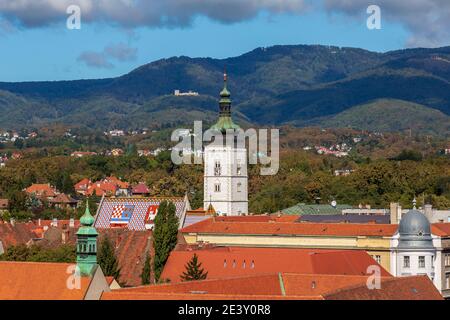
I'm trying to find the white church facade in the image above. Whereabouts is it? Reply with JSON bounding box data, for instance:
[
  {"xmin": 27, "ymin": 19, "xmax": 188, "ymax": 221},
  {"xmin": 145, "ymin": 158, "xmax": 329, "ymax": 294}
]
[{"xmin": 203, "ymin": 73, "xmax": 248, "ymax": 216}]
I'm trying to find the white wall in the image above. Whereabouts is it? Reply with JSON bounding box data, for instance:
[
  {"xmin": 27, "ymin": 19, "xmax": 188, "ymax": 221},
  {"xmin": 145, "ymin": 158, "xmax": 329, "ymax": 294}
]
[{"xmin": 204, "ymin": 145, "xmax": 248, "ymax": 216}]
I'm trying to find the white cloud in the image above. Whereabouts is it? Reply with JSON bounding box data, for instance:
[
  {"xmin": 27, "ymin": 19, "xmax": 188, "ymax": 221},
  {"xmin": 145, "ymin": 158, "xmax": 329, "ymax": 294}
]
[
  {"xmin": 0, "ymin": 0, "xmax": 308, "ymax": 28},
  {"xmin": 2, "ymin": 0, "xmax": 450, "ymax": 47},
  {"xmin": 78, "ymin": 42, "xmax": 137, "ymax": 68}
]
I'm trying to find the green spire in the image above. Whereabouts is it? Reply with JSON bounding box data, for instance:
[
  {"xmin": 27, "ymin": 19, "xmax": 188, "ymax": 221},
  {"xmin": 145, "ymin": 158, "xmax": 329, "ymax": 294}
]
[
  {"xmin": 76, "ymin": 200, "xmax": 98, "ymax": 276},
  {"xmin": 211, "ymin": 71, "xmax": 239, "ymax": 133},
  {"xmin": 80, "ymin": 200, "xmax": 95, "ymax": 226}
]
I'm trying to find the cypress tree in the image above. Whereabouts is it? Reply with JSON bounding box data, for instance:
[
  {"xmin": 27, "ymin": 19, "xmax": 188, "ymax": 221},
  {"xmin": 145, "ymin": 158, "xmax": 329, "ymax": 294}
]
[
  {"xmin": 97, "ymin": 235, "xmax": 121, "ymax": 280},
  {"xmin": 141, "ymin": 252, "xmax": 151, "ymax": 285},
  {"xmin": 180, "ymin": 253, "xmax": 208, "ymax": 282},
  {"xmin": 153, "ymin": 201, "xmax": 179, "ymax": 282}
]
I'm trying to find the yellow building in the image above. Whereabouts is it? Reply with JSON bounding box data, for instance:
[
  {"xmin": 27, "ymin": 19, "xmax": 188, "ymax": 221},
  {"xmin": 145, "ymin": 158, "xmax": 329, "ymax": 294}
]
[{"xmin": 181, "ymin": 215, "xmax": 397, "ymax": 272}]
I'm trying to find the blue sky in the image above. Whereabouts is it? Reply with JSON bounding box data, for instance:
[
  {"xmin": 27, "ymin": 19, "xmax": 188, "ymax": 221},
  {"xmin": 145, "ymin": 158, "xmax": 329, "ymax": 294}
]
[{"xmin": 0, "ymin": 2, "xmax": 435, "ymax": 82}]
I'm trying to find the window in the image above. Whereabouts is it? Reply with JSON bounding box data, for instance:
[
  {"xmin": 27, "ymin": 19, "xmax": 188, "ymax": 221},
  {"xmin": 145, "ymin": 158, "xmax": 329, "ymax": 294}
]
[
  {"xmin": 251, "ymin": 260, "xmax": 255, "ymax": 269},
  {"xmin": 445, "ymin": 254, "xmax": 450, "ymax": 267},
  {"xmin": 237, "ymin": 182, "xmax": 242, "ymax": 193},
  {"xmin": 237, "ymin": 160, "xmax": 242, "ymax": 176},
  {"xmin": 375, "ymin": 255, "xmax": 381, "ymax": 264},
  {"xmin": 214, "ymin": 183, "xmax": 221, "ymax": 193},
  {"xmin": 419, "ymin": 256, "xmax": 426, "ymax": 268},
  {"xmin": 214, "ymin": 161, "xmax": 221, "ymax": 176},
  {"xmin": 446, "ymin": 275, "xmax": 450, "ymax": 289},
  {"xmin": 403, "ymin": 256, "xmax": 410, "ymax": 268}
]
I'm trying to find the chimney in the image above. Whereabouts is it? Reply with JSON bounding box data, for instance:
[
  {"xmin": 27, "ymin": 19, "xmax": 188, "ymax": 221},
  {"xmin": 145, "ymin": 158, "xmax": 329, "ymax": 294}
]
[
  {"xmin": 390, "ymin": 203, "xmax": 398, "ymax": 224},
  {"xmin": 424, "ymin": 204, "xmax": 433, "ymax": 221},
  {"xmin": 62, "ymin": 229, "xmax": 69, "ymax": 244},
  {"xmin": 10, "ymin": 218, "xmax": 15, "ymax": 227},
  {"xmin": 38, "ymin": 218, "xmax": 41, "ymax": 226},
  {"xmin": 69, "ymin": 218, "xmax": 75, "ymax": 228},
  {"xmin": 397, "ymin": 204, "xmax": 402, "ymax": 222},
  {"xmin": 52, "ymin": 218, "xmax": 58, "ymax": 227}
]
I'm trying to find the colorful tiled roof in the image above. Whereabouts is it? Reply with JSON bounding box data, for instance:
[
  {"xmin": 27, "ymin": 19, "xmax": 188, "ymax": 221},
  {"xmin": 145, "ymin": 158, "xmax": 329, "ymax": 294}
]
[
  {"xmin": 180, "ymin": 217, "xmax": 399, "ymax": 237},
  {"xmin": 94, "ymin": 197, "xmax": 189, "ymax": 231},
  {"xmin": 160, "ymin": 247, "xmax": 391, "ymax": 283}
]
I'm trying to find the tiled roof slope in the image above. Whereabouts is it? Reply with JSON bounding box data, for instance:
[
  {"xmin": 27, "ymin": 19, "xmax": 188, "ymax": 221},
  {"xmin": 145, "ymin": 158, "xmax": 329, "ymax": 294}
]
[
  {"xmin": 98, "ymin": 229, "xmax": 152, "ymax": 287},
  {"xmin": 102, "ymin": 273, "xmax": 442, "ymax": 300},
  {"xmin": 323, "ymin": 275, "xmax": 443, "ymax": 300},
  {"xmin": 181, "ymin": 217, "xmax": 399, "ymax": 237},
  {"xmin": 0, "ymin": 222, "xmax": 37, "ymax": 249},
  {"xmin": 0, "ymin": 261, "xmax": 92, "ymax": 300},
  {"xmin": 160, "ymin": 247, "xmax": 391, "ymax": 282},
  {"xmin": 95, "ymin": 197, "xmax": 188, "ymax": 231}
]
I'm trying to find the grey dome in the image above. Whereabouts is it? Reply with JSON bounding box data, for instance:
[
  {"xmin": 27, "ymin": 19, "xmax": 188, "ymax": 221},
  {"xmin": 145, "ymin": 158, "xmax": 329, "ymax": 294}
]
[{"xmin": 398, "ymin": 210, "xmax": 434, "ymax": 249}]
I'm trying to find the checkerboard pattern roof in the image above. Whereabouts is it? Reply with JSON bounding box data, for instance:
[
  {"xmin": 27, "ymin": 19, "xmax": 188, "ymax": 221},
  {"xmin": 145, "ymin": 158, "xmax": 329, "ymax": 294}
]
[{"xmin": 94, "ymin": 197, "xmax": 188, "ymax": 230}]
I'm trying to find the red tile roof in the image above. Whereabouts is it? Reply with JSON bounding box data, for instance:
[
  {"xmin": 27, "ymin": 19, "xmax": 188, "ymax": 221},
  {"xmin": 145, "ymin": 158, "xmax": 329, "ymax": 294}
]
[
  {"xmin": 0, "ymin": 261, "xmax": 93, "ymax": 300},
  {"xmin": 431, "ymin": 223, "xmax": 450, "ymax": 237},
  {"xmin": 160, "ymin": 247, "xmax": 390, "ymax": 283},
  {"xmin": 25, "ymin": 184, "xmax": 58, "ymax": 197},
  {"xmin": 323, "ymin": 275, "xmax": 443, "ymax": 300},
  {"xmin": 48, "ymin": 193, "xmax": 78, "ymax": 204},
  {"xmin": 132, "ymin": 183, "xmax": 150, "ymax": 195},
  {"xmin": 98, "ymin": 229, "xmax": 153, "ymax": 287},
  {"xmin": 86, "ymin": 182, "xmax": 117, "ymax": 196},
  {"xmin": 181, "ymin": 217, "xmax": 398, "ymax": 237},
  {"xmin": 0, "ymin": 222, "xmax": 37, "ymax": 249},
  {"xmin": 74, "ymin": 178, "xmax": 91, "ymax": 191},
  {"xmin": 101, "ymin": 273, "xmax": 442, "ymax": 300},
  {"xmin": 105, "ymin": 176, "xmax": 129, "ymax": 189}
]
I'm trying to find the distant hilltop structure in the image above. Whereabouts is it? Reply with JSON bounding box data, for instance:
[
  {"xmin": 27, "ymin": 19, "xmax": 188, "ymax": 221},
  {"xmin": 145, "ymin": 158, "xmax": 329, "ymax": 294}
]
[{"xmin": 174, "ymin": 89, "xmax": 199, "ymax": 96}]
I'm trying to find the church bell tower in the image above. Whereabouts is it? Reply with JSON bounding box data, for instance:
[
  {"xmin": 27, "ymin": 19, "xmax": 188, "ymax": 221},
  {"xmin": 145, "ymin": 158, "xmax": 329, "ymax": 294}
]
[
  {"xmin": 76, "ymin": 201, "xmax": 98, "ymax": 276},
  {"xmin": 203, "ymin": 72, "xmax": 248, "ymax": 216}
]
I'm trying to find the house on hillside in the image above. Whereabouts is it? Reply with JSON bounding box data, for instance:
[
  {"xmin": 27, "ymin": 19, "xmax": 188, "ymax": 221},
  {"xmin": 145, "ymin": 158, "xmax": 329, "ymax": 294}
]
[
  {"xmin": 48, "ymin": 193, "xmax": 79, "ymax": 210},
  {"xmin": 24, "ymin": 184, "xmax": 59, "ymax": 200}
]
